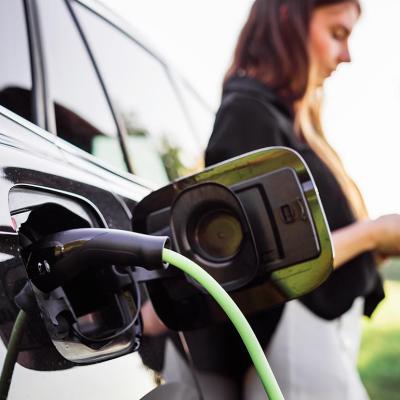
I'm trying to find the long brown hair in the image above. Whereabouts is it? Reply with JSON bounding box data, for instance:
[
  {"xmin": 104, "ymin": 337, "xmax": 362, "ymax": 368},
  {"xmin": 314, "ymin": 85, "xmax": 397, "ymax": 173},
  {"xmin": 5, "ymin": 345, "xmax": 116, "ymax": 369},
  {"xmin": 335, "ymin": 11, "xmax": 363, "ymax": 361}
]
[{"xmin": 225, "ymin": 0, "xmax": 367, "ymax": 219}]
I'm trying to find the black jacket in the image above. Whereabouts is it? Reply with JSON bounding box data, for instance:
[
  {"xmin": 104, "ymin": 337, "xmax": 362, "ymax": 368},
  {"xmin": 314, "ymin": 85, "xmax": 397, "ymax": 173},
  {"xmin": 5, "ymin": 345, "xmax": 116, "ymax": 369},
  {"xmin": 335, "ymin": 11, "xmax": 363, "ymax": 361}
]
[{"xmin": 206, "ymin": 75, "xmax": 384, "ymax": 321}]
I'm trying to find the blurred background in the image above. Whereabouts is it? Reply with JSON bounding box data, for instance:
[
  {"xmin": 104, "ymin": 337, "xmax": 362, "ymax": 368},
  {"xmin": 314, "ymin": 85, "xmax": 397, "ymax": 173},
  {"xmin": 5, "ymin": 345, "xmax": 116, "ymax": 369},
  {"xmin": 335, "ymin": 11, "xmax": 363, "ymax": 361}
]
[{"xmin": 99, "ymin": 1, "xmax": 400, "ymax": 399}]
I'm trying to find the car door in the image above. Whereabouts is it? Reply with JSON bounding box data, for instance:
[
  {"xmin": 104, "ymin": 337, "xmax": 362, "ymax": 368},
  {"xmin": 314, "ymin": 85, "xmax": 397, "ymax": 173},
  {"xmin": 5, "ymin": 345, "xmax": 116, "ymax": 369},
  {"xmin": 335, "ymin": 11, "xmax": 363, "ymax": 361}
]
[
  {"xmin": 0, "ymin": 0, "xmax": 162, "ymax": 398},
  {"xmin": 0, "ymin": 108, "xmax": 162, "ymax": 399}
]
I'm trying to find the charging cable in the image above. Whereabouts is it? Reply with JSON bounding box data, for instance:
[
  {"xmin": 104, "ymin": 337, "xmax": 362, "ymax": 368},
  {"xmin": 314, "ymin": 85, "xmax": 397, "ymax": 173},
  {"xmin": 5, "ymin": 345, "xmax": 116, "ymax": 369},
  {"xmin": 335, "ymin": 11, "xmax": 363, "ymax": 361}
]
[
  {"xmin": 0, "ymin": 310, "xmax": 28, "ymax": 400},
  {"xmin": 162, "ymin": 248, "xmax": 284, "ymax": 400},
  {"xmin": 1, "ymin": 231, "xmax": 284, "ymax": 400}
]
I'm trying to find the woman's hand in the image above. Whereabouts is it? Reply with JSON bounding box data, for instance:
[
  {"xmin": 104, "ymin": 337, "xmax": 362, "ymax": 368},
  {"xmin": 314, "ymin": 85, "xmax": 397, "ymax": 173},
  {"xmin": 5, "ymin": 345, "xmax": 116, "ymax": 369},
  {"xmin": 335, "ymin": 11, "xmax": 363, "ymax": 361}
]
[
  {"xmin": 141, "ymin": 300, "xmax": 169, "ymax": 336},
  {"xmin": 332, "ymin": 213, "xmax": 400, "ymax": 269},
  {"xmin": 369, "ymin": 214, "xmax": 400, "ymax": 257}
]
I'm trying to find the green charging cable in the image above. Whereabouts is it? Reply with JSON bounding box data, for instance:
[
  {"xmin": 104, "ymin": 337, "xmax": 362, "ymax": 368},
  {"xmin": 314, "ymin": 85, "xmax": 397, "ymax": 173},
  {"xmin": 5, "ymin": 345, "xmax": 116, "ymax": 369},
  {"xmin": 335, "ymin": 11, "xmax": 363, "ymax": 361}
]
[
  {"xmin": 162, "ymin": 248, "xmax": 284, "ymax": 400},
  {"xmin": 0, "ymin": 249, "xmax": 284, "ymax": 400},
  {"xmin": 0, "ymin": 310, "xmax": 28, "ymax": 400}
]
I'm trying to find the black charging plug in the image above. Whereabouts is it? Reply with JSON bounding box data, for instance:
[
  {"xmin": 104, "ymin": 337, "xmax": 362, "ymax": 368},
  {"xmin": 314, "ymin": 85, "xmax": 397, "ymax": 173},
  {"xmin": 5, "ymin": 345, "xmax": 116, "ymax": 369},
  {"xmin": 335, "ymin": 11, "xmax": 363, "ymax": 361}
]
[{"xmin": 22, "ymin": 228, "xmax": 169, "ymax": 292}]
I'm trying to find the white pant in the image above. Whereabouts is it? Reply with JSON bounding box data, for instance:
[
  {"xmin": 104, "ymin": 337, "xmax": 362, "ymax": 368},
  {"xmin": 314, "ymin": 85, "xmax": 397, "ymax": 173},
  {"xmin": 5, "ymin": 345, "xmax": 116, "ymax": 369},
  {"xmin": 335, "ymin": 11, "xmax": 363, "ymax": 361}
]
[
  {"xmin": 163, "ymin": 298, "xmax": 369, "ymax": 400},
  {"xmin": 244, "ymin": 298, "xmax": 369, "ymax": 400}
]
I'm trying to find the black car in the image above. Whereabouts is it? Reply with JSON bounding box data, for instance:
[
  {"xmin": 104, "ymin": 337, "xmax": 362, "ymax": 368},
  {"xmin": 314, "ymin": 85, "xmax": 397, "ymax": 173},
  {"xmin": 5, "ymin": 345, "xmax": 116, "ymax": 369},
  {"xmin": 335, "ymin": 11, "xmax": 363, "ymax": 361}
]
[
  {"xmin": 0, "ymin": 0, "xmax": 213, "ymax": 398},
  {"xmin": 0, "ymin": 1, "xmax": 334, "ymax": 399}
]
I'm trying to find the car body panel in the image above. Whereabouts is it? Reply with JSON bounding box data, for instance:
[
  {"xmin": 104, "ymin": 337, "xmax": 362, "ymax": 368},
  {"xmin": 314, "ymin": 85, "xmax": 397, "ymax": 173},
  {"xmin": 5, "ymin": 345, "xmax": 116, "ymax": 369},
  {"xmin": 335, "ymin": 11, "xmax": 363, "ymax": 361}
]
[{"xmin": 0, "ymin": 0, "xmax": 210, "ymax": 398}]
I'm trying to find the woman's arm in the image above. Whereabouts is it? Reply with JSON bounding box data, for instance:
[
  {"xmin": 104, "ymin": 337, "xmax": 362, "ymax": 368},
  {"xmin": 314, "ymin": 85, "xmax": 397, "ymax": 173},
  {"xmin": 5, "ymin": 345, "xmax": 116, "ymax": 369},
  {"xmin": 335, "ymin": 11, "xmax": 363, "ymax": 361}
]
[{"xmin": 333, "ymin": 214, "xmax": 400, "ymax": 269}]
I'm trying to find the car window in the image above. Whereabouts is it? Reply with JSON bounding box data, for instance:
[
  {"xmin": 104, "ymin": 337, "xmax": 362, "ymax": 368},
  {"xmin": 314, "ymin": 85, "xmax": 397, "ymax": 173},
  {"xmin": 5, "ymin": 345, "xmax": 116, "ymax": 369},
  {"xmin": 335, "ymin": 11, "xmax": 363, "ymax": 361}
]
[
  {"xmin": 170, "ymin": 71, "xmax": 215, "ymax": 150},
  {"xmin": 36, "ymin": 0, "xmax": 127, "ymax": 171},
  {"xmin": 0, "ymin": 0, "xmax": 33, "ymax": 123},
  {"xmin": 72, "ymin": 3, "xmax": 205, "ymax": 184}
]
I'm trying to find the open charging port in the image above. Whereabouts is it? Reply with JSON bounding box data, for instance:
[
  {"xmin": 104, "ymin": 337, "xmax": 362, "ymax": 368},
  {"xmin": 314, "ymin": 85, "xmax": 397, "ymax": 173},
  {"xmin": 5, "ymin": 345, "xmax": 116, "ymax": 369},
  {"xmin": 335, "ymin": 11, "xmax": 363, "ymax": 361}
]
[{"xmin": 10, "ymin": 189, "xmax": 141, "ymax": 364}]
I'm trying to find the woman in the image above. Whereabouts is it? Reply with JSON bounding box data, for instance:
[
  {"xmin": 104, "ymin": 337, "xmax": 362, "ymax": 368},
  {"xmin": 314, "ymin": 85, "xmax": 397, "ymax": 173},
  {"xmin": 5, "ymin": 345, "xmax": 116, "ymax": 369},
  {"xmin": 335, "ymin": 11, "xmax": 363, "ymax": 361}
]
[
  {"xmin": 147, "ymin": 1, "xmax": 400, "ymax": 398},
  {"xmin": 203, "ymin": 0, "xmax": 400, "ymax": 399}
]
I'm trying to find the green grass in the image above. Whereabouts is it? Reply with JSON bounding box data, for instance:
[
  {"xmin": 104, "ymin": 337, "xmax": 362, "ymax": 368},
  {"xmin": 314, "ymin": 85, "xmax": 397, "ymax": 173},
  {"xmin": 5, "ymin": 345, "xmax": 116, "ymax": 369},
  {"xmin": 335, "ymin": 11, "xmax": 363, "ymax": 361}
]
[
  {"xmin": 381, "ymin": 258, "xmax": 400, "ymax": 281},
  {"xmin": 358, "ymin": 259, "xmax": 400, "ymax": 400}
]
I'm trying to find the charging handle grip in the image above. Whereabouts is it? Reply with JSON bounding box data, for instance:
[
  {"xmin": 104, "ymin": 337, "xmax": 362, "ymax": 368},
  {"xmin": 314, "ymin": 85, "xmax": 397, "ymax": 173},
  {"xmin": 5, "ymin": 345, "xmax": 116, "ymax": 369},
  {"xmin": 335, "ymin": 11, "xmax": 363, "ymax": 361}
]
[{"xmin": 24, "ymin": 228, "xmax": 169, "ymax": 293}]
